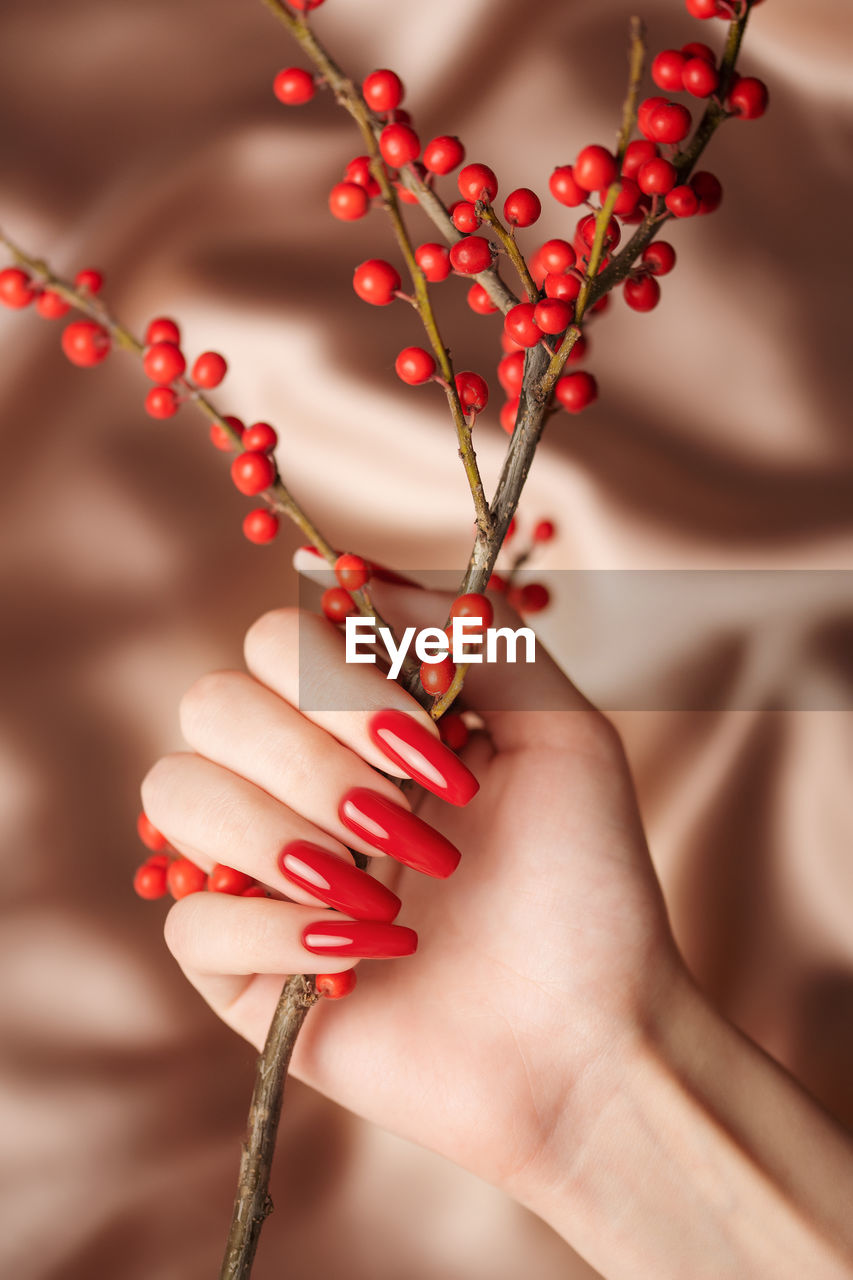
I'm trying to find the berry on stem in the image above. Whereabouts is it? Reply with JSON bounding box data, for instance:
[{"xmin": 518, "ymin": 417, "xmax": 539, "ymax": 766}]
[
  {"xmin": 422, "ymin": 135, "xmax": 465, "ymax": 174},
  {"xmin": 638, "ymin": 157, "xmax": 677, "ymax": 196},
  {"xmin": 555, "ymin": 371, "xmax": 598, "ymax": 413},
  {"xmin": 145, "ymin": 317, "xmax": 181, "ymax": 346},
  {"xmin": 420, "ymin": 656, "xmax": 456, "ymax": 697},
  {"xmin": 548, "ymin": 165, "xmax": 586, "ymax": 207},
  {"xmin": 329, "ymin": 182, "xmax": 370, "ymax": 221},
  {"xmin": 344, "ymin": 156, "xmax": 380, "ymax": 196},
  {"xmin": 451, "ymin": 201, "xmax": 481, "ymax": 233},
  {"xmin": 243, "ymin": 508, "xmax": 279, "ymax": 544},
  {"xmin": 192, "ymin": 351, "xmax": 227, "ymax": 388},
  {"xmin": 274, "ymin": 67, "xmax": 316, "ymax": 105},
  {"xmin": 516, "ymin": 582, "xmax": 550, "ymax": 613},
  {"xmin": 395, "ymin": 346, "xmax": 436, "ymax": 384},
  {"xmin": 335, "ymin": 553, "xmax": 370, "ymax": 591},
  {"xmin": 208, "ymin": 864, "xmax": 255, "ymax": 895},
  {"xmin": 533, "ymin": 298, "xmax": 572, "ymax": 335},
  {"xmin": 137, "ymin": 811, "xmax": 168, "ymax": 852},
  {"xmin": 454, "ymin": 371, "xmax": 489, "ymax": 414},
  {"xmin": 35, "ymin": 290, "xmax": 70, "ymax": 319},
  {"xmin": 682, "ymin": 57, "xmax": 719, "ymax": 98},
  {"xmin": 448, "ymin": 236, "xmax": 493, "ymax": 275},
  {"xmin": 133, "ymin": 860, "xmax": 169, "ymax": 900},
  {"xmin": 145, "ymin": 387, "xmax": 179, "ymax": 419},
  {"xmin": 681, "ymin": 41, "xmax": 716, "ymax": 64},
  {"xmin": 450, "ymin": 592, "xmax": 494, "ymax": 629},
  {"xmin": 503, "ymin": 188, "xmax": 541, "ymax": 227},
  {"xmin": 143, "ymin": 341, "xmax": 185, "ymax": 383},
  {"xmin": 573, "ymin": 145, "xmax": 617, "ymax": 192},
  {"xmin": 646, "ymin": 101, "xmax": 692, "ymax": 144},
  {"xmin": 691, "ymin": 171, "xmax": 723, "ymax": 214},
  {"xmin": 211, "ymin": 415, "xmax": 243, "ymax": 451},
  {"xmin": 533, "ymin": 520, "xmax": 555, "ymax": 543},
  {"xmin": 727, "ymin": 76, "xmax": 769, "ymax": 120},
  {"xmin": 622, "ymin": 139, "xmax": 659, "ymax": 178},
  {"xmin": 439, "ymin": 714, "xmax": 469, "ymax": 752},
  {"xmin": 538, "ymin": 239, "xmax": 576, "ymax": 273},
  {"xmin": 504, "ymin": 302, "xmax": 543, "ymax": 349},
  {"xmin": 467, "ymin": 282, "xmax": 497, "ymax": 315},
  {"xmin": 362, "ymin": 69, "xmax": 404, "ymax": 113},
  {"xmin": 379, "ymin": 122, "xmax": 420, "ymax": 167},
  {"xmin": 322, "ymin": 587, "xmax": 357, "ymax": 623},
  {"xmin": 652, "ymin": 50, "xmax": 687, "ymax": 92},
  {"xmin": 353, "ymin": 259, "xmax": 402, "ymax": 305},
  {"xmin": 61, "ymin": 320, "xmax": 111, "ymax": 367},
  {"xmin": 665, "ymin": 185, "xmax": 700, "ymax": 217},
  {"xmin": 242, "ymin": 422, "xmax": 278, "ymax": 453},
  {"xmin": 231, "ymin": 451, "xmax": 275, "ymax": 495},
  {"xmin": 415, "ymin": 243, "xmax": 451, "ymax": 282},
  {"xmin": 315, "ymin": 970, "xmax": 357, "ymax": 999},
  {"xmin": 624, "ymin": 275, "xmax": 661, "ymax": 312},
  {"xmin": 545, "ymin": 271, "xmax": 581, "ymax": 303},
  {"xmin": 642, "ymin": 241, "xmax": 677, "ymax": 276},
  {"xmin": 457, "ymin": 163, "xmax": 498, "ymax": 203},
  {"xmin": 497, "ymin": 351, "xmax": 524, "ymax": 395},
  {"xmin": 167, "ymin": 858, "xmax": 207, "ymax": 899},
  {"xmin": 74, "ymin": 268, "xmax": 104, "ymax": 294},
  {"xmin": 0, "ymin": 267, "xmax": 36, "ymax": 308}
]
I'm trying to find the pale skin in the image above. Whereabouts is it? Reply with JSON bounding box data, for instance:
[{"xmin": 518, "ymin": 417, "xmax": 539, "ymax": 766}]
[{"xmin": 142, "ymin": 584, "xmax": 853, "ymax": 1279}]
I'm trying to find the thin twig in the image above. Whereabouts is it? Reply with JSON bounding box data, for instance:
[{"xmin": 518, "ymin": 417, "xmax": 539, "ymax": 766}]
[{"xmin": 479, "ymin": 205, "xmax": 539, "ymax": 302}]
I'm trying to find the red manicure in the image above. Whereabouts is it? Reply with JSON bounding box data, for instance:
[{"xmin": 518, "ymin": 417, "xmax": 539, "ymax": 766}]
[
  {"xmin": 367, "ymin": 709, "xmax": 479, "ymax": 806},
  {"xmin": 339, "ymin": 788, "xmax": 461, "ymax": 878},
  {"xmin": 278, "ymin": 841, "xmax": 401, "ymax": 923},
  {"xmin": 301, "ymin": 920, "xmax": 418, "ymax": 958}
]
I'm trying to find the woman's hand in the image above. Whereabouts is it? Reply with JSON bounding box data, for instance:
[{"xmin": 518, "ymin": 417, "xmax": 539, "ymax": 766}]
[{"xmin": 141, "ymin": 584, "xmax": 681, "ymax": 1201}]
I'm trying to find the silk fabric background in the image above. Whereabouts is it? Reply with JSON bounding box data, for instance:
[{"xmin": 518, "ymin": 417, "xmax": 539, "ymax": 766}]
[{"xmin": 1, "ymin": 1, "xmax": 851, "ymax": 1276}]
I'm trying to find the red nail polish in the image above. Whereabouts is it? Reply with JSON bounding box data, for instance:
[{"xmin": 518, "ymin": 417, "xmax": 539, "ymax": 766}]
[
  {"xmin": 278, "ymin": 841, "xmax": 401, "ymax": 923},
  {"xmin": 301, "ymin": 920, "xmax": 418, "ymax": 958},
  {"xmin": 367, "ymin": 709, "xmax": 479, "ymax": 806},
  {"xmin": 339, "ymin": 788, "xmax": 461, "ymax": 878}
]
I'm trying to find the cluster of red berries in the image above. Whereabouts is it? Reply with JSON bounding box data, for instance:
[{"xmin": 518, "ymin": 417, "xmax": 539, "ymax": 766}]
[
  {"xmin": 487, "ymin": 515, "xmax": 554, "ymax": 614},
  {"xmin": 134, "ymin": 809, "xmax": 354, "ymax": 998}
]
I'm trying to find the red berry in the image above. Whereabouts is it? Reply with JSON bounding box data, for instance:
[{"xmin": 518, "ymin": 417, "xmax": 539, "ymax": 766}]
[
  {"xmin": 681, "ymin": 41, "xmax": 716, "ymax": 64},
  {"xmin": 335, "ymin": 553, "xmax": 370, "ymax": 591},
  {"xmin": 497, "ymin": 350, "xmax": 525, "ymax": 395},
  {"xmin": 573, "ymin": 145, "xmax": 617, "ymax": 192},
  {"xmin": 652, "ymin": 50, "xmax": 687, "ymax": 92},
  {"xmin": 167, "ymin": 858, "xmax": 207, "ymax": 899},
  {"xmin": 545, "ymin": 271, "xmax": 581, "ymax": 303},
  {"xmin": 504, "ymin": 302, "xmax": 542, "ymax": 349},
  {"xmin": 727, "ymin": 76, "xmax": 769, "ymax": 121},
  {"xmin": 691, "ymin": 170, "xmax": 723, "ymax": 214},
  {"xmin": 231, "ymin": 450, "xmax": 275, "ymax": 495},
  {"xmin": 517, "ymin": 582, "xmax": 550, "ymax": 613},
  {"xmin": 415, "ymin": 243, "xmax": 451, "ymax": 282},
  {"xmin": 624, "ymin": 274, "xmax": 661, "ymax": 312},
  {"xmin": 501, "ymin": 331, "xmax": 524, "ymax": 354},
  {"xmin": 488, "ymin": 572, "xmax": 509, "ymax": 591},
  {"xmin": 467, "ymin": 282, "xmax": 498, "ymax": 314},
  {"xmin": 243, "ymin": 508, "xmax": 279, "ymax": 544},
  {"xmin": 665, "ymin": 185, "xmax": 699, "ymax": 217},
  {"xmin": 241, "ymin": 422, "xmax": 278, "ymax": 452},
  {"xmin": 242, "ymin": 885, "xmax": 268, "ymax": 898},
  {"xmin": 353, "ymin": 259, "xmax": 401, "ymax": 306},
  {"xmin": 137, "ymin": 811, "xmax": 168, "ymax": 852},
  {"xmin": 145, "ymin": 387, "xmax": 179, "ymax": 419},
  {"xmin": 192, "ymin": 351, "xmax": 227, "ymax": 388},
  {"xmin": 500, "ymin": 396, "xmax": 520, "ymax": 434},
  {"xmin": 329, "ymin": 181, "xmax": 370, "ymax": 221},
  {"xmin": 439, "ymin": 713, "xmax": 469, "ymax": 752},
  {"xmin": 638, "ymin": 157, "xmax": 677, "ymax": 196},
  {"xmin": 74, "ymin": 267, "xmax": 104, "ymax": 293},
  {"xmin": 682, "ymin": 56, "xmax": 719, "ymax": 98},
  {"xmin": 210, "ymin": 415, "xmax": 243, "ymax": 451},
  {"xmin": 395, "ymin": 346, "xmax": 436, "ymax": 384},
  {"xmin": 34, "ymin": 289, "xmax": 70, "ymax": 319},
  {"xmin": 344, "ymin": 155, "xmax": 380, "ymax": 196},
  {"xmin": 621, "ymin": 140, "xmax": 659, "ymax": 180},
  {"xmin": 451, "ymin": 201, "xmax": 481, "ymax": 233},
  {"xmin": 457, "ymin": 163, "xmax": 498, "ymax": 204},
  {"xmin": 642, "ymin": 241, "xmax": 677, "ymax": 276},
  {"xmin": 548, "ymin": 165, "xmax": 586, "ymax": 207},
  {"xmin": 288, "ymin": 0, "xmax": 325, "ymax": 10},
  {"xmin": 647, "ymin": 101, "xmax": 692, "ymax": 144},
  {"xmin": 555, "ymin": 371, "xmax": 598, "ymax": 413},
  {"xmin": 576, "ymin": 213, "xmax": 621, "ymax": 252},
  {"xmin": 420, "ymin": 655, "xmax": 456, "ymax": 696},
  {"xmin": 143, "ymin": 341, "xmax": 185, "ymax": 383},
  {"xmin": 0, "ymin": 267, "xmax": 36, "ymax": 308},
  {"xmin": 379, "ymin": 122, "xmax": 420, "ymax": 167},
  {"xmin": 503, "ymin": 187, "xmax": 541, "ymax": 227},
  {"xmin": 322, "ymin": 587, "xmax": 357, "ymax": 623},
  {"xmin": 538, "ymin": 239, "xmax": 576, "ymax": 274},
  {"xmin": 533, "ymin": 298, "xmax": 572, "ymax": 334},
  {"xmin": 208, "ymin": 863, "xmax": 255, "ymax": 895},
  {"xmin": 422, "ymin": 135, "xmax": 465, "ymax": 175},
  {"xmin": 450, "ymin": 592, "xmax": 494, "ymax": 629},
  {"xmin": 610, "ymin": 178, "xmax": 641, "ymax": 217},
  {"xmin": 61, "ymin": 320, "xmax": 111, "ymax": 367},
  {"xmin": 273, "ymin": 66, "xmax": 315, "ymax": 105},
  {"xmin": 449, "ymin": 236, "xmax": 493, "ymax": 275},
  {"xmin": 145, "ymin": 316, "xmax": 181, "ymax": 346},
  {"xmin": 315, "ymin": 970, "xmax": 357, "ymax": 999},
  {"xmin": 684, "ymin": 0, "xmax": 723, "ymax": 18},
  {"xmin": 362, "ymin": 69, "xmax": 404, "ymax": 113},
  {"xmin": 637, "ymin": 97, "xmax": 667, "ymax": 139},
  {"xmin": 454, "ymin": 371, "xmax": 489, "ymax": 414},
  {"xmin": 533, "ymin": 519, "xmax": 555, "ymax": 542},
  {"xmin": 133, "ymin": 860, "xmax": 169, "ymax": 900}
]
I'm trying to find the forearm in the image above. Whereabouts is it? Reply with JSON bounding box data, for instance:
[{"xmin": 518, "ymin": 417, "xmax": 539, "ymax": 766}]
[{"xmin": 522, "ymin": 967, "xmax": 853, "ymax": 1279}]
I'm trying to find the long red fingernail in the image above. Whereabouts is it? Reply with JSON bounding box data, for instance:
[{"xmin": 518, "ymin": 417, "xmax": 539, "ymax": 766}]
[
  {"xmin": 301, "ymin": 920, "xmax": 418, "ymax": 958},
  {"xmin": 339, "ymin": 788, "xmax": 461, "ymax": 878},
  {"xmin": 367, "ymin": 709, "xmax": 479, "ymax": 806},
  {"xmin": 279, "ymin": 841, "xmax": 401, "ymax": 922}
]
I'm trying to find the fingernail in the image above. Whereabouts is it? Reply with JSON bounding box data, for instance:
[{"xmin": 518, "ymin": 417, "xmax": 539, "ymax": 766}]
[
  {"xmin": 301, "ymin": 920, "xmax": 418, "ymax": 958},
  {"xmin": 367, "ymin": 709, "xmax": 479, "ymax": 806},
  {"xmin": 279, "ymin": 841, "xmax": 401, "ymax": 923},
  {"xmin": 339, "ymin": 788, "xmax": 461, "ymax": 878}
]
